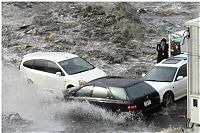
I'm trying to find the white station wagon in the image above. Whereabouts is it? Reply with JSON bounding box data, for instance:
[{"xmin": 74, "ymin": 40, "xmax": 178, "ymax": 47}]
[
  {"xmin": 19, "ymin": 52, "xmax": 106, "ymax": 97},
  {"xmin": 143, "ymin": 54, "xmax": 187, "ymax": 105}
]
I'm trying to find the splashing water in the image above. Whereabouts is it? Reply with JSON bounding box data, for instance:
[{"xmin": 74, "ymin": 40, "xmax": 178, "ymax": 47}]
[{"xmin": 2, "ymin": 65, "xmax": 160, "ymax": 132}]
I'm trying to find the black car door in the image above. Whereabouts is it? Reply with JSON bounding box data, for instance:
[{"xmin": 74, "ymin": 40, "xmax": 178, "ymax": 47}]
[
  {"xmin": 88, "ymin": 86, "xmax": 111, "ymax": 110},
  {"xmin": 69, "ymin": 85, "xmax": 93, "ymax": 102}
]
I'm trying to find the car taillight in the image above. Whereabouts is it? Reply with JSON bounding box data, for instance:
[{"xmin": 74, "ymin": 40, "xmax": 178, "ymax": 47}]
[{"xmin": 128, "ymin": 104, "xmax": 137, "ymax": 112}]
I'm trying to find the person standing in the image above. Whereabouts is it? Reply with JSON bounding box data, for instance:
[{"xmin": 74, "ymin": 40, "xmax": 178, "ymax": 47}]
[{"xmin": 157, "ymin": 38, "xmax": 169, "ymax": 63}]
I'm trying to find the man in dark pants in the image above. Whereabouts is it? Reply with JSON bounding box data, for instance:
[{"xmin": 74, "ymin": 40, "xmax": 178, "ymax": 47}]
[{"xmin": 157, "ymin": 38, "xmax": 169, "ymax": 63}]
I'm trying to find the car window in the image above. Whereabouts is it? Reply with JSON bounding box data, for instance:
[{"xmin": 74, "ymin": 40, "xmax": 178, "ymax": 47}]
[
  {"xmin": 109, "ymin": 87, "xmax": 128, "ymax": 100},
  {"xmin": 59, "ymin": 57, "xmax": 95, "ymax": 75},
  {"xmin": 47, "ymin": 61, "xmax": 64, "ymax": 75},
  {"xmin": 23, "ymin": 60, "xmax": 34, "ymax": 69},
  {"xmin": 144, "ymin": 66, "xmax": 177, "ymax": 82},
  {"xmin": 92, "ymin": 86, "xmax": 108, "ymax": 99},
  {"xmin": 176, "ymin": 64, "xmax": 187, "ymax": 79},
  {"xmin": 33, "ymin": 60, "xmax": 48, "ymax": 72},
  {"xmin": 126, "ymin": 81, "xmax": 156, "ymax": 100},
  {"xmin": 75, "ymin": 86, "xmax": 93, "ymax": 97}
]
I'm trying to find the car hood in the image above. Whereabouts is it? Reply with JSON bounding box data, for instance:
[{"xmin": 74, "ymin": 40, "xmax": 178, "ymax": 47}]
[
  {"xmin": 144, "ymin": 81, "xmax": 171, "ymax": 91},
  {"xmin": 70, "ymin": 68, "xmax": 106, "ymax": 82}
]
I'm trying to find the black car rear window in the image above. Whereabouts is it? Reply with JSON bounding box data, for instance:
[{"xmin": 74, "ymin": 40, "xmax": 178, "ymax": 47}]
[
  {"xmin": 126, "ymin": 81, "xmax": 155, "ymax": 100},
  {"xmin": 109, "ymin": 87, "xmax": 128, "ymax": 101}
]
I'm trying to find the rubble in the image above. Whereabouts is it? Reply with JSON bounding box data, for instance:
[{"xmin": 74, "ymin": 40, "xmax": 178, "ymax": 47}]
[{"xmin": 2, "ymin": 2, "xmax": 200, "ymax": 79}]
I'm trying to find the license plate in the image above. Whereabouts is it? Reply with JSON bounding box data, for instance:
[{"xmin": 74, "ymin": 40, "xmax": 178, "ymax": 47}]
[{"xmin": 144, "ymin": 100, "xmax": 151, "ymax": 107}]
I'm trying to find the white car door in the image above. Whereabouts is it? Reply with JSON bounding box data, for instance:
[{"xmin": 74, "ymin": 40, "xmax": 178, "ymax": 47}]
[
  {"xmin": 44, "ymin": 61, "xmax": 66, "ymax": 95},
  {"xmin": 173, "ymin": 64, "xmax": 187, "ymax": 99},
  {"xmin": 28, "ymin": 59, "xmax": 49, "ymax": 88}
]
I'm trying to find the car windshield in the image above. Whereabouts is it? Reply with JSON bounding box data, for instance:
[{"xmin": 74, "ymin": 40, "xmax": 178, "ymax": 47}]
[
  {"xmin": 59, "ymin": 57, "xmax": 95, "ymax": 75},
  {"xmin": 144, "ymin": 66, "xmax": 177, "ymax": 82}
]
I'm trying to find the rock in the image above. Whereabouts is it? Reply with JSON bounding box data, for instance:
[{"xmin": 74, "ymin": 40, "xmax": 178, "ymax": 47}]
[
  {"xmin": 45, "ymin": 34, "xmax": 56, "ymax": 42},
  {"xmin": 19, "ymin": 24, "xmax": 31, "ymax": 29},
  {"xmin": 106, "ymin": 53, "xmax": 125, "ymax": 64},
  {"xmin": 155, "ymin": 9, "xmax": 173, "ymax": 16},
  {"xmin": 5, "ymin": 113, "xmax": 24, "ymax": 122},
  {"xmin": 33, "ymin": 15, "xmax": 56, "ymax": 26},
  {"xmin": 13, "ymin": 2, "xmax": 33, "ymax": 9},
  {"xmin": 23, "ymin": 44, "xmax": 32, "ymax": 49},
  {"xmin": 137, "ymin": 8, "xmax": 147, "ymax": 13}
]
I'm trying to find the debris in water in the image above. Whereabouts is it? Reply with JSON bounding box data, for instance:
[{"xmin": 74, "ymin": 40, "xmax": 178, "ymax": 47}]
[
  {"xmin": 137, "ymin": 8, "xmax": 147, "ymax": 13},
  {"xmin": 19, "ymin": 24, "xmax": 31, "ymax": 29},
  {"xmin": 178, "ymin": 115, "xmax": 185, "ymax": 118}
]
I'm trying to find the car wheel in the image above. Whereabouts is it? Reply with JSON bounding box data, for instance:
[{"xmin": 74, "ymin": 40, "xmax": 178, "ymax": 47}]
[
  {"xmin": 63, "ymin": 85, "xmax": 74, "ymax": 101},
  {"xmin": 163, "ymin": 92, "xmax": 174, "ymax": 107},
  {"xmin": 67, "ymin": 85, "xmax": 74, "ymax": 89}
]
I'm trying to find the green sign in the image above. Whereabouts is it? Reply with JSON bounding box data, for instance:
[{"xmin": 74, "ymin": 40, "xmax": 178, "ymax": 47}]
[{"xmin": 170, "ymin": 34, "xmax": 183, "ymax": 43}]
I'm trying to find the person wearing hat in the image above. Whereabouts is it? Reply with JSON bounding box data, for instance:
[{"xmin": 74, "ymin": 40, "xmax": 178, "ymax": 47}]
[{"xmin": 157, "ymin": 38, "xmax": 169, "ymax": 63}]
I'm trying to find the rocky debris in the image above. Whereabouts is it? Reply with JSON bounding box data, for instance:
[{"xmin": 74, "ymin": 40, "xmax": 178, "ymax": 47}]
[
  {"xmin": 12, "ymin": 2, "xmax": 33, "ymax": 9},
  {"xmin": 137, "ymin": 8, "xmax": 148, "ymax": 13},
  {"xmin": 2, "ymin": 112, "xmax": 33, "ymax": 132},
  {"xmin": 19, "ymin": 24, "xmax": 31, "ymax": 30},
  {"xmin": 121, "ymin": 63, "xmax": 151, "ymax": 79},
  {"xmin": 2, "ymin": 2, "xmax": 200, "ymax": 79},
  {"xmin": 45, "ymin": 34, "xmax": 56, "ymax": 42},
  {"xmin": 5, "ymin": 113, "xmax": 24, "ymax": 122},
  {"xmin": 106, "ymin": 53, "xmax": 127, "ymax": 64},
  {"xmin": 2, "ymin": 112, "xmax": 32, "ymax": 125}
]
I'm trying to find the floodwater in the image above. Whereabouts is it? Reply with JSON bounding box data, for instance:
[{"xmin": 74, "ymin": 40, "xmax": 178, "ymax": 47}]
[
  {"xmin": 2, "ymin": 2, "xmax": 194, "ymax": 132},
  {"xmin": 2, "ymin": 65, "xmax": 187, "ymax": 133}
]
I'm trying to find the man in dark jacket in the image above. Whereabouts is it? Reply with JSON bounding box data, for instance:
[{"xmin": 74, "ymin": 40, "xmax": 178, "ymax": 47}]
[{"xmin": 157, "ymin": 38, "xmax": 169, "ymax": 63}]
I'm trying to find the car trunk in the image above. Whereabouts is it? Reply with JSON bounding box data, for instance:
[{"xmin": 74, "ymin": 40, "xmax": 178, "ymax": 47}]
[{"xmin": 126, "ymin": 81, "xmax": 161, "ymax": 111}]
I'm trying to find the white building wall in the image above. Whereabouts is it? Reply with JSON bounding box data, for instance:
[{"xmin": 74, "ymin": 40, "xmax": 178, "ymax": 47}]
[{"xmin": 186, "ymin": 17, "xmax": 200, "ymax": 127}]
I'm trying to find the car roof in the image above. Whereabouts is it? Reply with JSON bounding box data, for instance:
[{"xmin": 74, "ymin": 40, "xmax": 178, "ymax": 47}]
[
  {"xmin": 23, "ymin": 52, "xmax": 78, "ymax": 62},
  {"xmin": 155, "ymin": 54, "xmax": 187, "ymax": 68},
  {"xmin": 86, "ymin": 76, "xmax": 140, "ymax": 88}
]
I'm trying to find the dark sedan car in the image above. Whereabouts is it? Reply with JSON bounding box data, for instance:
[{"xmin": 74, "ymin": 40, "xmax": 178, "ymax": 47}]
[{"xmin": 65, "ymin": 76, "xmax": 161, "ymax": 112}]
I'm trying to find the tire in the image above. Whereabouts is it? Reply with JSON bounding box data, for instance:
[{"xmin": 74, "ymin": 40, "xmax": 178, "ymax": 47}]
[
  {"xmin": 163, "ymin": 92, "xmax": 174, "ymax": 107},
  {"xmin": 67, "ymin": 85, "xmax": 74, "ymax": 89},
  {"xmin": 63, "ymin": 85, "xmax": 74, "ymax": 101}
]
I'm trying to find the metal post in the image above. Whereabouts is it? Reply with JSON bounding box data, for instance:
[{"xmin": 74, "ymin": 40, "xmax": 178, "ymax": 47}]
[{"xmin": 168, "ymin": 35, "xmax": 171, "ymax": 57}]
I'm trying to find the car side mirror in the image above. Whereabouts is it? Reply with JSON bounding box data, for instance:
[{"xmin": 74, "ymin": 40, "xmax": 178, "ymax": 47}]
[
  {"xmin": 176, "ymin": 76, "xmax": 184, "ymax": 81},
  {"xmin": 142, "ymin": 73, "xmax": 146, "ymax": 77},
  {"xmin": 56, "ymin": 72, "xmax": 61, "ymax": 77}
]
